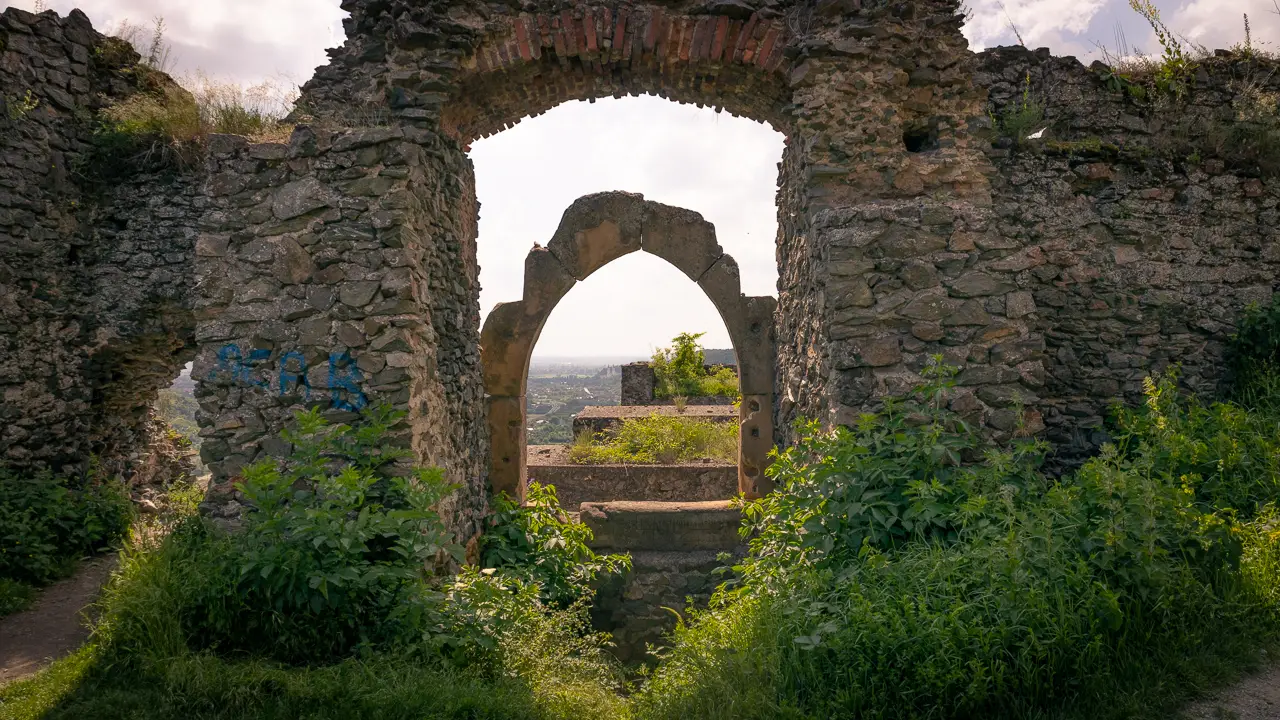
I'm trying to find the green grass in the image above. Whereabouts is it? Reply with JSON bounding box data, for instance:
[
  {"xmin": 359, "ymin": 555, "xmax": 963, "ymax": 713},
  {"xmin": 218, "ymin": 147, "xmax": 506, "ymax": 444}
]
[
  {"xmin": 569, "ymin": 415, "xmax": 738, "ymax": 465},
  {"xmin": 0, "ymin": 646, "xmax": 608, "ymax": 720}
]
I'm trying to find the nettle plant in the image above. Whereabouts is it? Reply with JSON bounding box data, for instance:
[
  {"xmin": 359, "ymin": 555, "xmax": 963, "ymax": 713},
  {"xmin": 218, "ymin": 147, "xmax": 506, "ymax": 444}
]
[
  {"xmin": 1228, "ymin": 293, "xmax": 1280, "ymax": 385},
  {"xmin": 742, "ymin": 359, "xmax": 1047, "ymax": 573},
  {"xmin": 217, "ymin": 406, "xmax": 462, "ymax": 659},
  {"xmin": 482, "ymin": 482, "xmax": 630, "ymax": 606}
]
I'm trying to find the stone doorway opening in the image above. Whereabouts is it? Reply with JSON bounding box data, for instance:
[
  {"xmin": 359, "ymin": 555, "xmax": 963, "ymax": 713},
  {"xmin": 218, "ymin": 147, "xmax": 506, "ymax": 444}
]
[{"xmin": 479, "ymin": 191, "xmax": 777, "ymax": 661}]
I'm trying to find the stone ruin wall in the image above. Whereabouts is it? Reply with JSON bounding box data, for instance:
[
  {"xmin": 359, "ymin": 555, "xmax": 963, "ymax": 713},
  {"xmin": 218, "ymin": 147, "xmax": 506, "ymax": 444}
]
[
  {"xmin": 192, "ymin": 127, "xmax": 489, "ymax": 540},
  {"xmin": 0, "ymin": 7, "xmax": 200, "ymax": 481},
  {"xmin": 981, "ymin": 47, "xmax": 1280, "ymax": 460},
  {"xmin": 0, "ymin": 2, "xmax": 1277, "ymax": 539}
]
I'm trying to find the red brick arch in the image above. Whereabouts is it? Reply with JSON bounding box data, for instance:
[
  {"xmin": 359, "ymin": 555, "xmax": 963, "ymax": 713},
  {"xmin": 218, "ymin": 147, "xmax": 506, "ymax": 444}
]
[{"xmin": 440, "ymin": 5, "xmax": 797, "ymax": 143}]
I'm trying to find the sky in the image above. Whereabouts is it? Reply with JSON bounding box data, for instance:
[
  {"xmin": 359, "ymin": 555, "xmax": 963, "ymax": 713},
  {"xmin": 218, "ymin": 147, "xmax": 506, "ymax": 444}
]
[{"xmin": 16, "ymin": 0, "xmax": 1278, "ymax": 356}]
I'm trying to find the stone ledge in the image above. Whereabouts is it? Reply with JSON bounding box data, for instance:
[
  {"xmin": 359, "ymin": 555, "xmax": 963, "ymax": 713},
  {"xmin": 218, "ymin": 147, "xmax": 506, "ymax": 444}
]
[
  {"xmin": 580, "ymin": 500, "xmax": 742, "ymax": 552},
  {"xmin": 526, "ymin": 451, "xmax": 737, "ymax": 508},
  {"xmin": 571, "ymin": 404, "xmax": 737, "ymax": 436}
]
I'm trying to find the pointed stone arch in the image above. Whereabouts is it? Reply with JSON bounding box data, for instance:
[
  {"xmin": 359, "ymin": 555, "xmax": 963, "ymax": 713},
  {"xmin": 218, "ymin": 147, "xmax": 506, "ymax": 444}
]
[{"xmin": 480, "ymin": 192, "xmax": 775, "ymax": 502}]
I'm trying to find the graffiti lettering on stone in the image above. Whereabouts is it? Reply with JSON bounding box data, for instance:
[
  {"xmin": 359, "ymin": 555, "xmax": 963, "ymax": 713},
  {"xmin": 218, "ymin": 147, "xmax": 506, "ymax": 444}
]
[{"xmin": 209, "ymin": 343, "xmax": 368, "ymax": 411}]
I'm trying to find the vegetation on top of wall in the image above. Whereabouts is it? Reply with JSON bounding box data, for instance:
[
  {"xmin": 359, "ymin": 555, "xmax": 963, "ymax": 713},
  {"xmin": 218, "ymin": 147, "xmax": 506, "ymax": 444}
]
[
  {"xmin": 83, "ymin": 17, "xmax": 296, "ymax": 182},
  {"xmin": 991, "ymin": 71, "xmax": 1046, "ymax": 145},
  {"xmin": 1083, "ymin": 2, "xmax": 1280, "ymax": 176},
  {"xmin": 569, "ymin": 415, "xmax": 739, "ymax": 465},
  {"xmin": 0, "ymin": 466, "xmax": 133, "ymax": 619},
  {"xmin": 651, "ymin": 332, "xmax": 740, "ymax": 400}
]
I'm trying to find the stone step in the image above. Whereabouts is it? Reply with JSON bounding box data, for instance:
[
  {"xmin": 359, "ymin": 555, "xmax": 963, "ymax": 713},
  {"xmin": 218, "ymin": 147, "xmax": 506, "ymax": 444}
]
[
  {"xmin": 590, "ymin": 549, "xmax": 744, "ymax": 665},
  {"xmin": 580, "ymin": 500, "xmax": 743, "ymax": 552},
  {"xmin": 528, "ymin": 446, "xmax": 738, "ymax": 508},
  {"xmin": 572, "ymin": 404, "xmax": 738, "ymax": 437}
]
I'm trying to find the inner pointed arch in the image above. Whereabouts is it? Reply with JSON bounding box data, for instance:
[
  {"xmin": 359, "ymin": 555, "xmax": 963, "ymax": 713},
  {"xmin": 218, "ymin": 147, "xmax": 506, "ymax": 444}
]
[{"xmin": 480, "ymin": 192, "xmax": 776, "ymax": 503}]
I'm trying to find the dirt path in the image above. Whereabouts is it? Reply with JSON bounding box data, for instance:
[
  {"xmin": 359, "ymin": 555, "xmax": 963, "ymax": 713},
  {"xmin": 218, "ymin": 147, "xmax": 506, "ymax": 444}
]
[
  {"xmin": 0, "ymin": 556, "xmax": 116, "ymax": 685},
  {"xmin": 1181, "ymin": 659, "xmax": 1280, "ymax": 720}
]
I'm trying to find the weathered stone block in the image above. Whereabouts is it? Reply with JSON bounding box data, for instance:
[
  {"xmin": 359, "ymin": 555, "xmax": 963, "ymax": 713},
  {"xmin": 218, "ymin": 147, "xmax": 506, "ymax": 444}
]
[
  {"xmin": 581, "ymin": 501, "xmax": 741, "ymax": 552},
  {"xmin": 948, "ymin": 272, "xmax": 1015, "ymax": 298},
  {"xmin": 272, "ymin": 177, "xmax": 331, "ymax": 220}
]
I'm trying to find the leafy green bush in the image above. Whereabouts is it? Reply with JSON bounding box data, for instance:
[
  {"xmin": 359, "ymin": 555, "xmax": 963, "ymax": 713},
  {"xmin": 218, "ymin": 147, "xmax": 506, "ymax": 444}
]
[
  {"xmin": 744, "ymin": 361, "xmax": 1044, "ymax": 570},
  {"xmin": 651, "ymin": 332, "xmax": 740, "ymax": 399},
  {"xmin": 156, "ymin": 406, "xmax": 463, "ymax": 663},
  {"xmin": 19, "ymin": 406, "xmax": 630, "ymax": 718},
  {"xmin": 1112, "ymin": 372, "xmax": 1280, "ymax": 517},
  {"xmin": 0, "ymin": 467, "xmax": 132, "ymax": 589},
  {"xmin": 569, "ymin": 415, "xmax": 738, "ymax": 465},
  {"xmin": 632, "ymin": 361, "xmax": 1280, "ymax": 720},
  {"xmin": 481, "ymin": 482, "xmax": 630, "ymax": 606}
]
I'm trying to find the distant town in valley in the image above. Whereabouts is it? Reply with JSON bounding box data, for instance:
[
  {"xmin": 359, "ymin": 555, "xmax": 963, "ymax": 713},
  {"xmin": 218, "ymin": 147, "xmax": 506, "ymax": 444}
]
[{"xmin": 526, "ymin": 349, "xmax": 734, "ymax": 444}]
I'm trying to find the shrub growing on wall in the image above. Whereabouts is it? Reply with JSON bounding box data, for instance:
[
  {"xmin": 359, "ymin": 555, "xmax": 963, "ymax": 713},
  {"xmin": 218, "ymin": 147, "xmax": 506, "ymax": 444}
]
[{"xmin": 651, "ymin": 332, "xmax": 740, "ymax": 399}]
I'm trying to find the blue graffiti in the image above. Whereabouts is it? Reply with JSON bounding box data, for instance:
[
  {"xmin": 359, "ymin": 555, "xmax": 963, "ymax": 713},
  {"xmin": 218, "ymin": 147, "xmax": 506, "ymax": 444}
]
[
  {"xmin": 278, "ymin": 350, "xmax": 310, "ymax": 400},
  {"xmin": 328, "ymin": 351, "xmax": 367, "ymax": 412},
  {"xmin": 208, "ymin": 343, "xmax": 367, "ymax": 411}
]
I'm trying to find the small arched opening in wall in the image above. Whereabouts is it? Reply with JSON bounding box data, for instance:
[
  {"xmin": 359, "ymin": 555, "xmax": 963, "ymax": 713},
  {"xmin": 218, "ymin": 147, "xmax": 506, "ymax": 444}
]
[
  {"xmin": 78, "ymin": 304, "xmax": 199, "ymax": 490},
  {"xmin": 480, "ymin": 192, "xmax": 776, "ymax": 503}
]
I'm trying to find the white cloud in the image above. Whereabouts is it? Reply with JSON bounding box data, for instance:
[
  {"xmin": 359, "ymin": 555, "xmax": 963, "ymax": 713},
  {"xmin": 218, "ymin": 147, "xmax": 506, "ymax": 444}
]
[
  {"xmin": 964, "ymin": 0, "xmax": 1109, "ymax": 50},
  {"xmin": 1169, "ymin": 0, "xmax": 1279, "ymax": 52},
  {"xmin": 471, "ymin": 96, "xmax": 784, "ymax": 357},
  {"xmin": 24, "ymin": 0, "xmax": 345, "ymax": 84}
]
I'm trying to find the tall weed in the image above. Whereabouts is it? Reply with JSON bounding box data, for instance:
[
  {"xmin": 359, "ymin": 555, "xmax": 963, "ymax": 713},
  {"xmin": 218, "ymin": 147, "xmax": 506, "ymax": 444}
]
[
  {"xmin": 1112, "ymin": 372, "xmax": 1280, "ymax": 517},
  {"xmin": 481, "ymin": 482, "xmax": 630, "ymax": 606},
  {"xmin": 0, "ymin": 467, "xmax": 132, "ymax": 590},
  {"xmin": 569, "ymin": 415, "xmax": 738, "ymax": 465}
]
